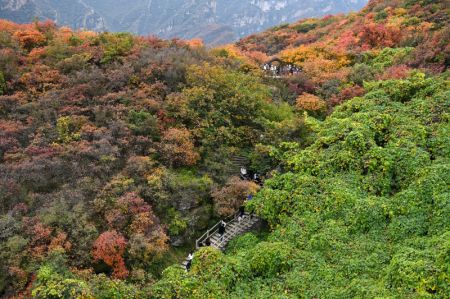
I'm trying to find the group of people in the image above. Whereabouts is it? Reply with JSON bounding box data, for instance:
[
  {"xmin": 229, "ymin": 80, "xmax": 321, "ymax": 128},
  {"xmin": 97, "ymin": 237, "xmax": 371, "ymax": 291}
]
[
  {"xmin": 262, "ymin": 63, "xmax": 301, "ymax": 76},
  {"xmin": 217, "ymin": 199, "xmax": 252, "ymax": 242},
  {"xmin": 240, "ymin": 167, "xmax": 263, "ymax": 186},
  {"xmin": 263, "ymin": 63, "xmax": 279, "ymax": 75}
]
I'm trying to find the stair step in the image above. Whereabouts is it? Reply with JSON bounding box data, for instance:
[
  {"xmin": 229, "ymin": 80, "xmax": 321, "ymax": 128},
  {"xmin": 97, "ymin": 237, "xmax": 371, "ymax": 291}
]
[
  {"xmin": 230, "ymin": 155, "xmax": 249, "ymax": 167},
  {"xmin": 230, "ymin": 156, "xmax": 248, "ymax": 161}
]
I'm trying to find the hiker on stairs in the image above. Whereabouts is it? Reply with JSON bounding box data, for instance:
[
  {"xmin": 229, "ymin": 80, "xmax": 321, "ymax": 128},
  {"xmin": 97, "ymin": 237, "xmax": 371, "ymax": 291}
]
[
  {"xmin": 218, "ymin": 220, "xmax": 226, "ymax": 242},
  {"xmin": 253, "ymin": 173, "xmax": 262, "ymax": 186},
  {"xmin": 238, "ymin": 205, "xmax": 245, "ymax": 223},
  {"xmin": 240, "ymin": 167, "xmax": 249, "ymax": 180},
  {"xmin": 199, "ymin": 237, "xmax": 211, "ymax": 247},
  {"xmin": 185, "ymin": 253, "xmax": 193, "ymax": 271}
]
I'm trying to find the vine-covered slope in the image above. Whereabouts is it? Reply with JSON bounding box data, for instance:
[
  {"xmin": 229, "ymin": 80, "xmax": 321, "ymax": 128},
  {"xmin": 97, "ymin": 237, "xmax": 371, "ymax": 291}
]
[
  {"xmin": 155, "ymin": 74, "xmax": 449, "ymax": 298},
  {"xmin": 0, "ymin": 19, "xmax": 298, "ymax": 298},
  {"xmin": 152, "ymin": 0, "xmax": 450, "ymax": 298}
]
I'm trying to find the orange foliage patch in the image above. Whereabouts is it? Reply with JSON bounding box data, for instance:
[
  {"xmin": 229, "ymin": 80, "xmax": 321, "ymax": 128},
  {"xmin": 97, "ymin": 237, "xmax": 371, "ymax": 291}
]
[
  {"xmin": 186, "ymin": 38, "xmax": 204, "ymax": 48},
  {"xmin": 13, "ymin": 30, "xmax": 46, "ymax": 51},
  {"xmin": 92, "ymin": 230, "xmax": 129, "ymax": 279},
  {"xmin": 212, "ymin": 176, "xmax": 260, "ymax": 217},
  {"xmin": 295, "ymin": 93, "xmax": 326, "ymax": 112},
  {"xmin": 159, "ymin": 128, "xmax": 200, "ymax": 167}
]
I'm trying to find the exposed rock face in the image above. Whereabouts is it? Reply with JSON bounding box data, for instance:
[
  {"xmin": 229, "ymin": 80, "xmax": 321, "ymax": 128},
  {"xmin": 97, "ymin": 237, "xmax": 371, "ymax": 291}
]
[
  {"xmin": 0, "ymin": 0, "xmax": 106, "ymax": 31},
  {"xmin": 0, "ymin": 0, "xmax": 367, "ymax": 44},
  {"xmin": 1, "ymin": 0, "xmax": 28, "ymax": 10}
]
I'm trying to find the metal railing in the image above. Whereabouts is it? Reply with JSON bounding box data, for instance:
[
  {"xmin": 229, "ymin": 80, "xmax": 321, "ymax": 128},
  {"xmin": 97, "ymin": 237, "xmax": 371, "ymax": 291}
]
[
  {"xmin": 195, "ymin": 211, "xmax": 240, "ymax": 249},
  {"xmin": 216, "ymin": 213, "xmax": 255, "ymax": 248}
]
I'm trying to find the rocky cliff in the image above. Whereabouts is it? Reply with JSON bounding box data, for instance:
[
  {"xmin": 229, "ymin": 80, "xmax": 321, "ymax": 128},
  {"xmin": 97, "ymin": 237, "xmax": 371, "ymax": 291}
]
[{"xmin": 0, "ymin": 0, "xmax": 368, "ymax": 44}]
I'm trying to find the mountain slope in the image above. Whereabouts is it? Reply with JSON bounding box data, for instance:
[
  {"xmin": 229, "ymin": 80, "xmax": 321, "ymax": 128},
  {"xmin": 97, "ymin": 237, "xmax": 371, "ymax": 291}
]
[
  {"xmin": 0, "ymin": 0, "xmax": 448, "ymax": 298},
  {"xmin": 0, "ymin": 0, "xmax": 368, "ymax": 44},
  {"xmin": 0, "ymin": 0, "xmax": 106, "ymax": 31},
  {"xmin": 154, "ymin": 73, "xmax": 450, "ymax": 299},
  {"xmin": 0, "ymin": 16, "xmax": 299, "ymax": 298},
  {"xmin": 151, "ymin": 0, "xmax": 449, "ymax": 297}
]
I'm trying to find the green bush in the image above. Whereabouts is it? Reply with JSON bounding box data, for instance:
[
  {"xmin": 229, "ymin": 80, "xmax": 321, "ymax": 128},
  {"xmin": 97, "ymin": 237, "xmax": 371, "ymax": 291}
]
[
  {"xmin": 127, "ymin": 110, "xmax": 159, "ymax": 137},
  {"xmin": 367, "ymin": 47, "xmax": 414, "ymax": 70},
  {"xmin": 294, "ymin": 22, "xmax": 317, "ymax": 33},
  {"xmin": 99, "ymin": 32, "xmax": 134, "ymax": 64},
  {"xmin": 0, "ymin": 71, "xmax": 6, "ymax": 95},
  {"xmin": 56, "ymin": 116, "xmax": 85, "ymax": 143}
]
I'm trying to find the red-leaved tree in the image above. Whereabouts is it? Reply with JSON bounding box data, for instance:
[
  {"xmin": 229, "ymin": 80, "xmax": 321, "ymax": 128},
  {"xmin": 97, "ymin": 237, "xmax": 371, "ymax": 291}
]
[{"xmin": 92, "ymin": 230, "xmax": 129, "ymax": 279}]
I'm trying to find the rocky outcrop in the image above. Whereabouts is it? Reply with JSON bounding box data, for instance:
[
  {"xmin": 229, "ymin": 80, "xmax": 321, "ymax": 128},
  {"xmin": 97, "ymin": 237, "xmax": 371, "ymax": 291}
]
[
  {"xmin": 0, "ymin": 0, "xmax": 106, "ymax": 31},
  {"xmin": 1, "ymin": 0, "xmax": 29, "ymax": 10}
]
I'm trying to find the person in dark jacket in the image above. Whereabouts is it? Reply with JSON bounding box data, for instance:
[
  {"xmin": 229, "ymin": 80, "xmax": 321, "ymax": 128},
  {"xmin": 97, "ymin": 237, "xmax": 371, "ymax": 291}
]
[
  {"xmin": 240, "ymin": 205, "xmax": 245, "ymax": 216},
  {"xmin": 218, "ymin": 220, "xmax": 226, "ymax": 242},
  {"xmin": 185, "ymin": 252, "xmax": 193, "ymax": 271},
  {"xmin": 186, "ymin": 259, "xmax": 192, "ymax": 271},
  {"xmin": 238, "ymin": 205, "xmax": 245, "ymax": 223},
  {"xmin": 253, "ymin": 173, "xmax": 262, "ymax": 185},
  {"xmin": 200, "ymin": 238, "xmax": 211, "ymax": 247}
]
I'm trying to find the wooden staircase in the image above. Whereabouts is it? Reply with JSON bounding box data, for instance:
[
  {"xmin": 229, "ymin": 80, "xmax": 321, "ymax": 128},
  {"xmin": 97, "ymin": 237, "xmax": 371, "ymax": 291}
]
[{"xmin": 181, "ymin": 213, "xmax": 259, "ymax": 269}]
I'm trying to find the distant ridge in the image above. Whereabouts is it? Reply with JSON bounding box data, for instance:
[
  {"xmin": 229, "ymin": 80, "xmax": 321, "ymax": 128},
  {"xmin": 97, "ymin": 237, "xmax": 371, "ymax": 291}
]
[{"xmin": 0, "ymin": 0, "xmax": 368, "ymax": 45}]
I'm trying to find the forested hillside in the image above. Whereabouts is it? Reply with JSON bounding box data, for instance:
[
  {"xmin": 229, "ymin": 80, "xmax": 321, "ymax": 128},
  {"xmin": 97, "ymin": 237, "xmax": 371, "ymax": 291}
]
[
  {"xmin": 0, "ymin": 0, "xmax": 449, "ymax": 298},
  {"xmin": 0, "ymin": 19, "xmax": 300, "ymax": 297}
]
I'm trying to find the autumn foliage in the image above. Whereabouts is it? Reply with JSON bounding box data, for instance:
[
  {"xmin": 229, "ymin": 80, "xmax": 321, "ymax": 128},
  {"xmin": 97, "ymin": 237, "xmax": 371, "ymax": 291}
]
[
  {"xmin": 13, "ymin": 29, "xmax": 46, "ymax": 51},
  {"xmin": 212, "ymin": 177, "xmax": 260, "ymax": 217},
  {"xmin": 0, "ymin": 0, "xmax": 448, "ymax": 297},
  {"xmin": 159, "ymin": 128, "xmax": 200, "ymax": 167},
  {"xmin": 295, "ymin": 93, "xmax": 326, "ymax": 112},
  {"xmin": 92, "ymin": 231, "xmax": 129, "ymax": 279}
]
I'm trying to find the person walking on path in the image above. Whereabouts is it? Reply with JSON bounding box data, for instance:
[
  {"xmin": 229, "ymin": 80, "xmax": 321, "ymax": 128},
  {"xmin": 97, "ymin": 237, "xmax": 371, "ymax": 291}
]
[
  {"xmin": 238, "ymin": 205, "xmax": 245, "ymax": 223},
  {"xmin": 186, "ymin": 252, "xmax": 193, "ymax": 271},
  {"xmin": 240, "ymin": 167, "xmax": 248, "ymax": 180},
  {"xmin": 218, "ymin": 220, "xmax": 226, "ymax": 242}
]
